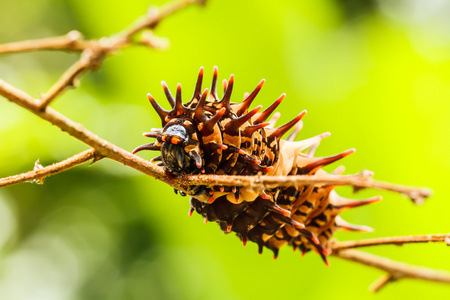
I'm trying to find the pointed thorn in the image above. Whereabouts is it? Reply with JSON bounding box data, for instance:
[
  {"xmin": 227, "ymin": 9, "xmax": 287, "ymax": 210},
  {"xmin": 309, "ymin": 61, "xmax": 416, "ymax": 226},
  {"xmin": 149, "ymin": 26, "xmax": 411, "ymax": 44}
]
[
  {"xmin": 269, "ymin": 110, "xmax": 307, "ymax": 139},
  {"xmin": 226, "ymin": 222, "xmax": 232, "ymax": 232},
  {"xmin": 222, "ymin": 79, "xmax": 227, "ymax": 93},
  {"xmin": 161, "ymin": 81, "xmax": 175, "ymax": 107},
  {"xmin": 192, "ymin": 66, "xmax": 204, "ymax": 100},
  {"xmin": 204, "ymin": 218, "xmax": 208, "ymax": 223},
  {"xmin": 226, "ymin": 105, "xmax": 262, "ymax": 134},
  {"xmin": 188, "ymin": 208, "xmax": 194, "ymax": 217},
  {"xmin": 268, "ymin": 112, "xmax": 281, "ymax": 128},
  {"xmin": 210, "ymin": 66, "xmax": 219, "ymax": 100},
  {"xmin": 254, "ymin": 93, "xmax": 285, "ymax": 124},
  {"xmin": 238, "ymin": 79, "xmax": 265, "ymax": 115},
  {"xmin": 286, "ymin": 120, "xmax": 304, "ymax": 141},
  {"xmin": 242, "ymin": 122, "xmax": 271, "ymax": 136},
  {"xmin": 143, "ymin": 131, "xmax": 159, "ymax": 138},
  {"xmin": 337, "ymin": 195, "xmax": 382, "ymax": 210},
  {"xmin": 147, "ymin": 93, "xmax": 169, "ymax": 124},
  {"xmin": 132, "ymin": 143, "xmax": 160, "ymax": 154},
  {"xmin": 302, "ymin": 148, "xmax": 356, "ymax": 174},
  {"xmin": 242, "ymin": 235, "xmax": 247, "ymax": 246}
]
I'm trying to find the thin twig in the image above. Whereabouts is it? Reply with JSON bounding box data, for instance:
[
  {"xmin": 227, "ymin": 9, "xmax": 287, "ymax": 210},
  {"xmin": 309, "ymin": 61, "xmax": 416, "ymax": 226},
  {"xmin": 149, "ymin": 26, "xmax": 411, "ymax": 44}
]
[
  {"xmin": 38, "ymin": 49, "xmax": 104, "ymax": 108},
  {"xmin": 333, "ymin": 249, "xmax": 450, "ymax": 291},
  {"xmin": 0, "ymin": 149, "xmax": 97, "ymax": 188},
  {"xmin": 0, "ymin": 31, "xmax": 92, "ymax": 54},
  {"xmin": 331, "ymin": 234, "xmax": 450, "ymax": 251},
  {"xmin": 120, "ymin": 0, "xmax": 206, "ymax": 38}
]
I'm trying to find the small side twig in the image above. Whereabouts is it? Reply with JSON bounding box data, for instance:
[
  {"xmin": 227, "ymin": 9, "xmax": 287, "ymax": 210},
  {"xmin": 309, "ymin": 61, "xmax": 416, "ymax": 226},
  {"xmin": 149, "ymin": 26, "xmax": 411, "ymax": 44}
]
[
  {"xmin": 0, "ymin": 149, "xmax": 97, "ymax": 188},
  {"xmin": 38, "ymin": 48, "xmax": 104, "ymax": 109},
  {"xmin": 331, "ymin": 234, "xmax": 450, "ymax": 251},
  {"xmin": 0, "ymin": 30, "xmax": 92, "ymax": 54},
  {"xmin": 332, "ymin": 249, "xmax": 450, "ymax": 292}
]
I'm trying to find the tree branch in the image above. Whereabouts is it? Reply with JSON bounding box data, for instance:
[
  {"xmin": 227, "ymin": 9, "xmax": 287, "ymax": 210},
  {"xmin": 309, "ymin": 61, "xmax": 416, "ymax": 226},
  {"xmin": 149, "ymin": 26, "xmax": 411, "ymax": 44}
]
[
  {"xmin": 332, "ymin": 249, "xmax": 450, "ymax": 291},
  {"xmin": 180, "ymin": 172, "xmax": 432, "ymax": 204},
  {"xmin": 0, "ymin": 149, "xmax": 97, "ymax": 188},
  {"xmin": 0, "ymin": 30, "xmax": 92, "ymax": 54},
  {"xmin": 331, "ymin": 234, "xmax": 450, "ymax": 251},
  {"xmin": 38, "ymin": 48, "xmax": 105, "ymax": 108}
]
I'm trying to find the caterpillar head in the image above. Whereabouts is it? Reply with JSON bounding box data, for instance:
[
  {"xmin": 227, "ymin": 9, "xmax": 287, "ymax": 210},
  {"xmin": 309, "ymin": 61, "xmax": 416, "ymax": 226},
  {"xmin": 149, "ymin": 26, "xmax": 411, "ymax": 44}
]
[{"xmin": 159, "ymin": 118, "xmax": 201, "ymax": 175}]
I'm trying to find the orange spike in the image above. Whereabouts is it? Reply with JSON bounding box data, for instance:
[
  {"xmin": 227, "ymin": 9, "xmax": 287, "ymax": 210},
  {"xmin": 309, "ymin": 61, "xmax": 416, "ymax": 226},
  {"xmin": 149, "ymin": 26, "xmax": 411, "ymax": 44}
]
[
  {"xmin": 301, "ymin": 148, "xmax": 355, "ymax": 174},
  {"xmin": 150, "ymin": 156, "xmax": 161, "ymax": 162},
  {"xmin": 226, "ymin": 222, "xmax": 232, "ymax": 232},
  {"xmin": 237, "ymin": 79, "xmax": 265, "ymax": 115},
  {"xmin": 203, "ymin": 107, "xmax": 226, "ymax": 134},
  {"xmin": 194, "ymin": 89, "xmax": 209, "ymax": 120},
  {"xmin": 132, "ymin": 143, "xmax": 160, "ymax": 154},
  {"xmin": 267, "ymin": 202, "xmax": 291, "ymax": 216},
  {"xmin": 188, "ymin": 150, "xmax": 203, "ymax": 169},
  {"xmin": 273, "ymin": 249, "xmax": 279, "ymax": 260},
  {"xmin": 210, "ymin": 66, "xmax": 219, "ymax": 100},
  {"xmin": 225, "ymin": 105, "xmax": 262, "ymax": 134},
  {"xmin": 220, "ymin": 74, "xmax": 234, "ymax": 111},
  {"xmin": 292, "ymin": 244, "xmax": 297, "ymax": 252},
  {"xmin": 234, "ymin": 187, "xmax": 240, "ymax": 203},
  {"xmin": 269, "ymin": 110, "xmax": 307, "ymax": 139},
  {"xmin": 259, "ymin": 191, "xmax": 271, "ymax": 200},
  {"xmin": 336, "ymin": 195, "xmax": 382, "ymax": 210},
  {"xmin": 173, "ymin": 83, "xmax": 184, "ymax": 115},
  {"xmin": 286, "ymin": 121, "xmax": 304, "ymax": 142},
  {"xmin": 147, "ymin": 93, "xmax": 169, "ymax": 124},
  {"xmin": 188, "ymin": 208, "xmax": 194, "ymax": 217},
  {"xmin": 258, "ymin": 244, "xmax": 263, "ymax": 254},
  {"xmin": 242, "ymin": 122, "xmax": 271, "ymax": 136},
  {"xmin": 161, "ymin": 81, "xmax": 175, "ymax": 108},
  {"xmin": 222, "ymin": 79, "xmax": 227, "ymax": 94},
  {"xmin": 268, "ymin": 112, "xmax": 281, "ymax": 128},
  {"xmin": 143, "ymin": 131, "xmax": 159, "ymax": 138},
  {"xmin": 335, "ymin": 216, "xmax": 374, "ymax": 232},
  {"xmin": 192, "ymin": 66, "xmax": 204, "ymax": 101},
  {"xmin": 242, "ymin": 235, "xmax": 247, "ymax": 246},
  {"xmin": 253, "ymin": 93, "xmax": 285, "ymax": 124}
]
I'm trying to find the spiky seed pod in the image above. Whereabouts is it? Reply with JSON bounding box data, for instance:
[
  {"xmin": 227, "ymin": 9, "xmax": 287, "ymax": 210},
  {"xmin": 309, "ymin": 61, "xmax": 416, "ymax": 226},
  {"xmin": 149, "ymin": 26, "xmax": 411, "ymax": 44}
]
[{"xmin": 133, "ymin": 67, "xmax": 381, "ymax": 265}]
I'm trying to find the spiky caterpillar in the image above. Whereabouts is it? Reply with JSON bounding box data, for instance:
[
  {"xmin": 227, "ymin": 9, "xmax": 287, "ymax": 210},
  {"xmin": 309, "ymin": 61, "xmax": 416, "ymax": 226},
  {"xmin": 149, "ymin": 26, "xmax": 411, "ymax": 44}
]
[{"xmin": 133, "ymin": 66, "xmax": 381, "ymax": 265}]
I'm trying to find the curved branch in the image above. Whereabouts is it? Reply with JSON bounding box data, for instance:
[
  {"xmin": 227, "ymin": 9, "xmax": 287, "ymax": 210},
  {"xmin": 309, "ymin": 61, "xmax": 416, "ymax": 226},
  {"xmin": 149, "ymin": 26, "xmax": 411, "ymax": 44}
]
[
  {"xmin": 332, "ymin": 234, "xmax": 450, "ymax": 251},
  {"xmin": 332, "ymin": 249, "xmax": 450, "ymax": 291},
  {"xmin": 0, "ymin": 149, "xmax": 97, "ymax": 188}
]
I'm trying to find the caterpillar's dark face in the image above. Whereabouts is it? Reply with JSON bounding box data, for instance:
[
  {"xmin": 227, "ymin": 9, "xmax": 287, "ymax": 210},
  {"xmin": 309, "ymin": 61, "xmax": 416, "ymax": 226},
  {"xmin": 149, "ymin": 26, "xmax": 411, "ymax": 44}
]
[{"xmin": 160, "ymin": 123, "xmax": 197, "ymax": 175}]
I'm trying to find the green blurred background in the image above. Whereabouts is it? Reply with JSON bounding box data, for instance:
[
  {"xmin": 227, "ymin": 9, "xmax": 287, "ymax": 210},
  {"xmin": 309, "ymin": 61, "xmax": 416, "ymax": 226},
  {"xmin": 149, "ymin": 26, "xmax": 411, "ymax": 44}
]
[{"xmin": 0, "ymin": 0, "xmax": 449, "ymax": 299}]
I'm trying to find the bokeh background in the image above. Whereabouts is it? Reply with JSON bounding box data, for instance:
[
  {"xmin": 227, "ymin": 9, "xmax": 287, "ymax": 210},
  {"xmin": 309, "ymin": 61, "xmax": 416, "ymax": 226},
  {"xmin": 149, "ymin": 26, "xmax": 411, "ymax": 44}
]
[{"xmin": 0, "ymin": 0, "xmax": 449, "ymax": 299}]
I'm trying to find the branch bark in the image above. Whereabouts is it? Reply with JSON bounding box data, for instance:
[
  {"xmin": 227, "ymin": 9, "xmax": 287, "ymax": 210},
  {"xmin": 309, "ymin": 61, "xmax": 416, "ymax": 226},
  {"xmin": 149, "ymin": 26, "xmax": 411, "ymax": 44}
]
[
  {"xmin": 332, "ymin": 249, "xmax": 450, "ymax": 291},
  {"xmin": 0, "ymin": 149, "xmax": 97, "ymax": 188},
  {"xmin": 331, "ymin": 234, "xmax": 450, "ymax": 251}
]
